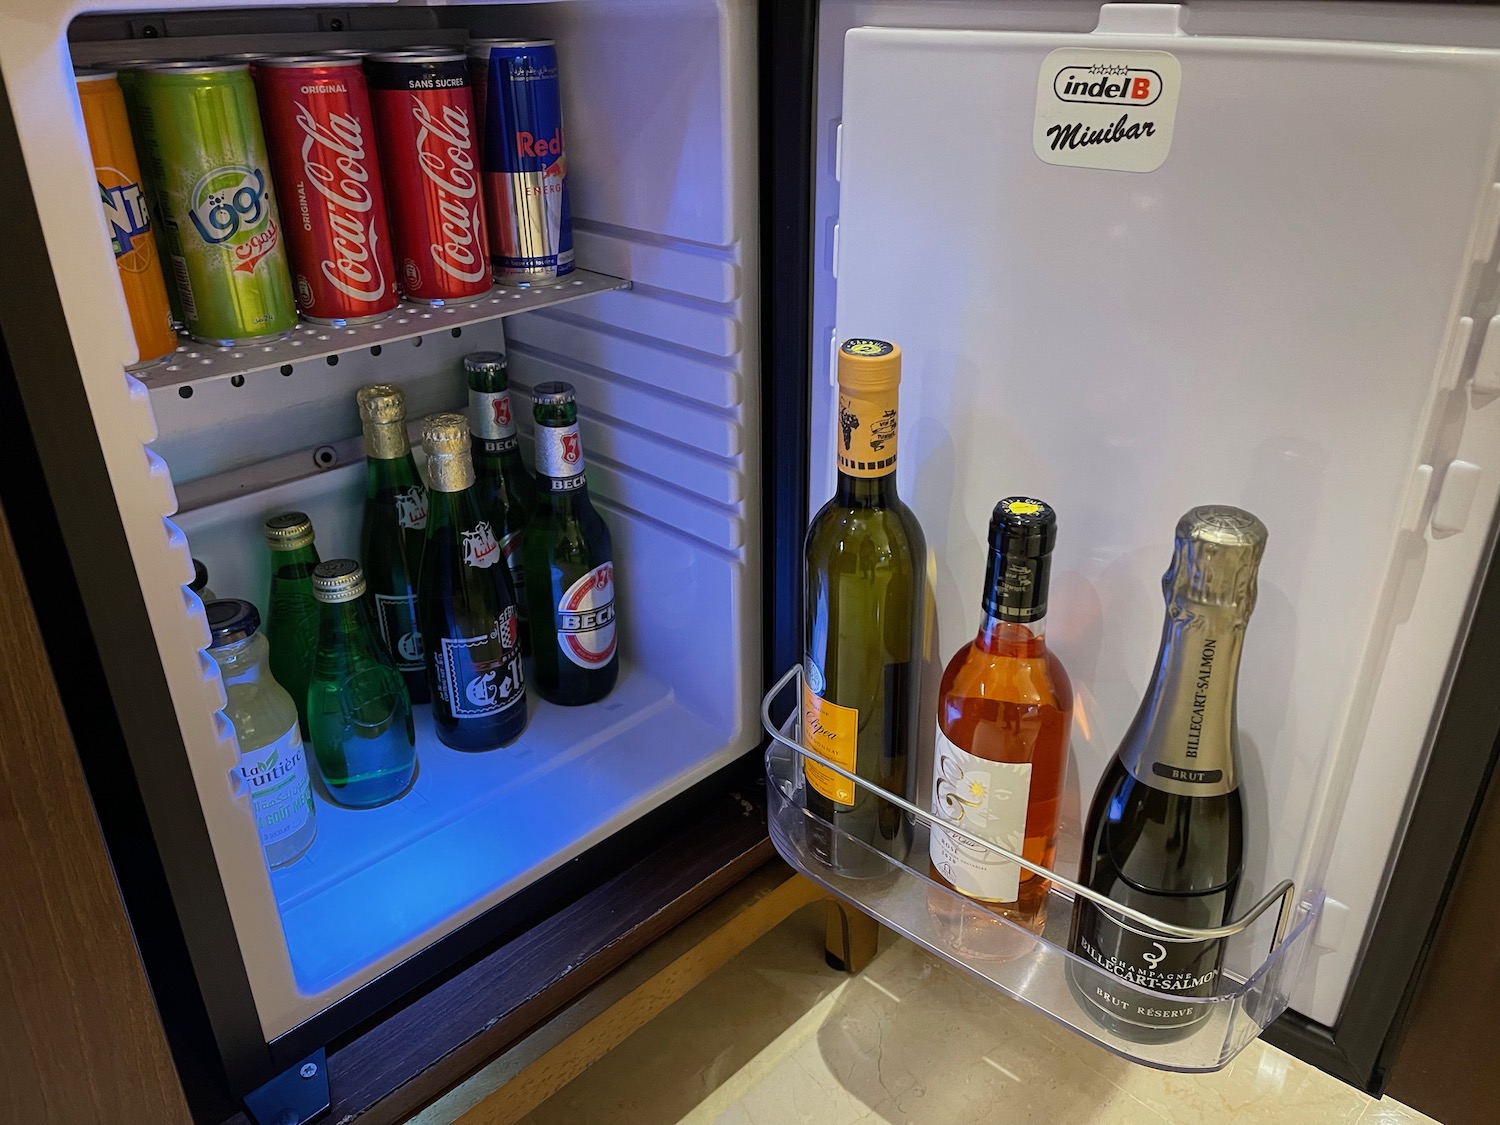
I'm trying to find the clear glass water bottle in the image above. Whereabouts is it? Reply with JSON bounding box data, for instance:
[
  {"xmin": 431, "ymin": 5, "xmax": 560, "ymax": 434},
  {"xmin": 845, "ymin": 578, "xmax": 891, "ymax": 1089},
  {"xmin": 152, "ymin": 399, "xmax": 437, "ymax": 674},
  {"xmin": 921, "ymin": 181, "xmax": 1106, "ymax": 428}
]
[{"xmin": 206, "ymin": 598, "xmax": 317, "ymax": 869}]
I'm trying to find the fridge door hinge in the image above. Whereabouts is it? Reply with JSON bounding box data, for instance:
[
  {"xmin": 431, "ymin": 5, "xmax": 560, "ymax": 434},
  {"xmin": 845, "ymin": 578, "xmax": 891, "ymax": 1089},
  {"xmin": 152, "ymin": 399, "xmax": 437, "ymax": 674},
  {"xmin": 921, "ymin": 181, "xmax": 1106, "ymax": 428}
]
[{"xmin": 243, "ymin": 1049, "xmax": 330, "ymax": 1125}]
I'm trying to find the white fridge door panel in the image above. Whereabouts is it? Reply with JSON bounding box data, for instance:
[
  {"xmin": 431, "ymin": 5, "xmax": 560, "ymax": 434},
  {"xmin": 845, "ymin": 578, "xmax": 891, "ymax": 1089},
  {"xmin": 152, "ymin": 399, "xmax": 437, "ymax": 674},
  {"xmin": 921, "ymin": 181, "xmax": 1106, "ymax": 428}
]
[{"xmin": 831, "ymin": 21, "xmax": 1500, "ymax": 1025}]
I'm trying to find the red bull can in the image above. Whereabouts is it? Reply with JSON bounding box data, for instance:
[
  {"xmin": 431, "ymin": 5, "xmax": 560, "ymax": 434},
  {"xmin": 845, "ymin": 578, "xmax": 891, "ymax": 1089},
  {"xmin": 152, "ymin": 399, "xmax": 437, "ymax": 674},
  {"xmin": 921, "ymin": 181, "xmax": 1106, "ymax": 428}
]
[{"xmin": 473, "ymin": 40, "xmax": 574, "ymax": 285}]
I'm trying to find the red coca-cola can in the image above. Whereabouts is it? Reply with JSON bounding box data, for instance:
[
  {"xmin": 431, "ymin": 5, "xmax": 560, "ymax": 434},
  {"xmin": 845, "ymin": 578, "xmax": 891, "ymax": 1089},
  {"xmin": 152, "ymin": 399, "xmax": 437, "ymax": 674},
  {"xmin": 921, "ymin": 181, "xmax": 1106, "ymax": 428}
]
[
  {"xmin": 365, "ymin": 51, "xmax": 490, "ymax": 305},
  {"xmin": 253, "ymin": 56, "xmax": 400, "ymax": 324}
]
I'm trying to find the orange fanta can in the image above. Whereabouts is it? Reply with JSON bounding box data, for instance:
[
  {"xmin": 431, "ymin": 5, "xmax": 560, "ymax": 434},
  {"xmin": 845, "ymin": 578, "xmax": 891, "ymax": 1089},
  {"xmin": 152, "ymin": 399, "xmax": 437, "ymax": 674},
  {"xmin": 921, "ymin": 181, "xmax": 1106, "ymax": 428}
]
[{"xmin": 77, "ymin": 69, "xmax": 177, "ymax": 368}]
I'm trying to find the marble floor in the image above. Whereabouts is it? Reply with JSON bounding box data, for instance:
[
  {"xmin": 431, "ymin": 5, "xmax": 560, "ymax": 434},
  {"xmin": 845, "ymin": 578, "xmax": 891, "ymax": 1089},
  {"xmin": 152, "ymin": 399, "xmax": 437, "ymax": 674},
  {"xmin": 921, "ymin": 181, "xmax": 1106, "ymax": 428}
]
[{"xmin": 515, "ymin": 904, "xmax": 1440, "ymax": 1125}]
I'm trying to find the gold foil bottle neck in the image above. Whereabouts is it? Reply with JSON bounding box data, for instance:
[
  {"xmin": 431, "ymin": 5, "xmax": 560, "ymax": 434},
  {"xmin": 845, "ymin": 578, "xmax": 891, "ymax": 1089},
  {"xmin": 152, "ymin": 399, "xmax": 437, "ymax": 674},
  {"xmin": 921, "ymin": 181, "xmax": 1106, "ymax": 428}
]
[
  {"xmin": 422, "ymin": 412, "xmax": 475, "ymax": 493},
  {"xmin": 1163, "ymin": 505, "xmax": 1268, "ymax": 615},
  {"xmin": 357, "ymin": 383, "xmax": 410, "ymax": 460}
]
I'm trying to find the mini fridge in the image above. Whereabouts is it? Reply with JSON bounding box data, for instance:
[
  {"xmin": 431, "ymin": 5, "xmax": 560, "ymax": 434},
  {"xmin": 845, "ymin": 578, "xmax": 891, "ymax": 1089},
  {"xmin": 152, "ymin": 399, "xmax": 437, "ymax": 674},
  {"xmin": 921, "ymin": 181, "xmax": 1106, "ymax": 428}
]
[{"xmin": 2, "ymin": 0, "xmax": 1499, "ymax": 1121}]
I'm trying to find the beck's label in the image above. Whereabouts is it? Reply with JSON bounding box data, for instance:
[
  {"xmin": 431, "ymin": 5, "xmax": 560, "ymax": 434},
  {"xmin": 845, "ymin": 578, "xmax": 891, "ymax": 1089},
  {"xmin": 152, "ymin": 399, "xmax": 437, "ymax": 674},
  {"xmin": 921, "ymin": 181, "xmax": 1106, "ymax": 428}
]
[
  {"xmin": 237, "ymin": 724, "xmax": 313, "ymax": 847},
  {"xmin": 436, "ymin": 608, "xmax": 524, "ymax": 717},
  {"xmin": 556, "ymin": 562, "xmax": 616, "ymax": 668},
  {"xmin": 802, "ymin": 679, "xmax": 858, "ymax": 805},
  {"xmin": 1033, "ymin": 48, "xmax": 1181, "ymax": 173},
  {"xmin": 836, "ymin": 389, "xmax": 898, "ymax": 478},
  {"xmin": 536, "ymin": 421, "xmax": 586, "ymax": 489},
  {"xmin": 929, "ymin": 723, "xmax": 1032, "ymax": 902},
  {"xmin": 470, "ymin": 388, "xmax": 520, "ymax": 448}
]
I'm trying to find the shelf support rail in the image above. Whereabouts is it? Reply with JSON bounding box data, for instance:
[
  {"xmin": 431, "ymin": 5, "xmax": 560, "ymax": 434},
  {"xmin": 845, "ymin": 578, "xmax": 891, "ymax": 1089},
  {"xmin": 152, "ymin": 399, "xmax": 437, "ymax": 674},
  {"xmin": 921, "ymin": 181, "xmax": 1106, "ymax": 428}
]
[{"xmin": 761, "ymin": 664, "xmax": 1302, "ymax": 950}]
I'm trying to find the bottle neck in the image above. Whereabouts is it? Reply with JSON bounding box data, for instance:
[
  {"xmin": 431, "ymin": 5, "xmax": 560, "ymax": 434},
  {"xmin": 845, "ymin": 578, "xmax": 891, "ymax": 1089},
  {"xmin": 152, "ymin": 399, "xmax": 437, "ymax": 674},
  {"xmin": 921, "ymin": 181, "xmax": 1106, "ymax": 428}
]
[
  {"xmin": 269, "ymin": 544, "xmax": 318, "ymax": 578},
  {"xmin": 428, "ymin": 450, "xmax": 475, "ymax": 494},
  {"xmin": 317, "ymin": 598, "xmax": 373, "ymax": 655},
  {"xmin": 209, "ymin": 633, "xmax": 267, "ymax": 687},
  {"xmin": 535, "ymin": 419, "xmax": 590, "ymax": 498},
  {"xmin": 364, "ymin": 420, "xmax": 410, "ymax": 461},
  {"xmin": 1119, "ymin": 603, "xmax": 1247, "ymax": 796},
  {"xmin": 833, "ymin": 468, "xmax": 898, "ymax": 507},
  {"xmin": 974, "ymin": 611, "xmax": 1048, "ymax": 656}
]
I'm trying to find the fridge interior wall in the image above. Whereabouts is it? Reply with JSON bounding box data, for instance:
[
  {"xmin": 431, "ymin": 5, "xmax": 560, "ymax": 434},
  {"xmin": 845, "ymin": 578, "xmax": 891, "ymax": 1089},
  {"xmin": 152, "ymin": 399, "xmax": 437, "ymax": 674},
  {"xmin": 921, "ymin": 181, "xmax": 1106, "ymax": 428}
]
[
  {"xmin": 813, "ymin": 0, "xmax": 1500, "ymax": 1027},
  {"xmin": 10, "ymin": 0, "xmax": 758, "ymax": 1040}
]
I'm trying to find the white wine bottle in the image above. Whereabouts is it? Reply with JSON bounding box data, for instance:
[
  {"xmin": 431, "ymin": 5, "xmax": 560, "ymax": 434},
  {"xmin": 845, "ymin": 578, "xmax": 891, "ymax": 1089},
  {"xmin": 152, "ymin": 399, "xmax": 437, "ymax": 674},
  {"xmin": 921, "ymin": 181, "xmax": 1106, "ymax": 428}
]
[
  {"xmin": 1067, "ymin": 505, "xmax": 1266, "ymax": 1043},
  {"xmin": 802, "ymin": 337, "xmax": 925, "ymax": 876}
]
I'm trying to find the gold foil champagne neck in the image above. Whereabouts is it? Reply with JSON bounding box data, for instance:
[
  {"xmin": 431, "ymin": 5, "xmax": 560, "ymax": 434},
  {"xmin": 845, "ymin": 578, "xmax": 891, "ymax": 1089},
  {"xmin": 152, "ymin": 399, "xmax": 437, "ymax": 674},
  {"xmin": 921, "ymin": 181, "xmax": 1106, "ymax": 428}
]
[
  {"xmin": 357, "ymin": 384, "xmax": 410, "ymax": 459},
  {"xmin": 836, "ymin": 337, "xmax": 901, "ymax": 393},
  {"xmin": 1163, "ymin": 505, "xmax": 1268, "ymax": 614},
  {"xmin": 421, "ymin": 412, "xmax": 475, "ymax": 492}
]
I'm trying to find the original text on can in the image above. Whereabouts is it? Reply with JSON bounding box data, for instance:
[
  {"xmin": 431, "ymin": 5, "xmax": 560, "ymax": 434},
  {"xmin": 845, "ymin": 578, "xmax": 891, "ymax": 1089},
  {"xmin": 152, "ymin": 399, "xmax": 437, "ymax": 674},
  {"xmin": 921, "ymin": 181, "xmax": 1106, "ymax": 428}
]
[
  {"xmin": 134, "ymin": 63, "xmax": 298, "ymax": 345},
  {"xmin": 478, "ymin": 40, "xmax": 574, "ymax": 284},
  {"xmin": 366, "ymin": 51, "xmax": 490, "ymax": 304},
  {"xmin": 254, "ymin": 57, "xmax": 399, "ymax": 324}
]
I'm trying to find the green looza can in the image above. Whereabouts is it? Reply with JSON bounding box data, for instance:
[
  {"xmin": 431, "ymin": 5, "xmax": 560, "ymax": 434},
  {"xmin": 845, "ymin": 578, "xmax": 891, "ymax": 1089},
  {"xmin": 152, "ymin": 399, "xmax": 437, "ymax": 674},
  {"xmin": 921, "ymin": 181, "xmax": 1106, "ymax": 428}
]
[{"xmin": 134, "ymin": 62, "xmax": 297, "ymax": 345}]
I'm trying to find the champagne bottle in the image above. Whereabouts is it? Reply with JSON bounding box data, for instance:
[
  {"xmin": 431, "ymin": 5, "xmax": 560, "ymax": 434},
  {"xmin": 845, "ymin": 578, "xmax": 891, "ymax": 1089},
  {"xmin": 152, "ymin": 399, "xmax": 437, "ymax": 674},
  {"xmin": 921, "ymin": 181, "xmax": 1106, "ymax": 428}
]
[
  {"xmin": 307, "ymin": 560, "xmax": 418, "ymax": 808},
  {"xmin": 418, "ymin": 413, "xmax": 527, "ymax": 750},
  {"xmin": 465, "ymin": 351, "xmax": 536, "ymax": 654},
  {"xmin": 1067, "ymin": 505, "xmax": 1266, "ymax": 1043},
  {"xmin": 928, "ymin": 498, "xmax": 1072, "ymax": 956},
  {"xmin": 802, "ymin": 337, "xmax": 924, "ymax": 876},
  {"xmin": 263, "ymin": 512, "xmax": 321, "ymax": 739},
  {"xmin": 357, "ymin": 384, "xmax": 430, "ymax": 704}
]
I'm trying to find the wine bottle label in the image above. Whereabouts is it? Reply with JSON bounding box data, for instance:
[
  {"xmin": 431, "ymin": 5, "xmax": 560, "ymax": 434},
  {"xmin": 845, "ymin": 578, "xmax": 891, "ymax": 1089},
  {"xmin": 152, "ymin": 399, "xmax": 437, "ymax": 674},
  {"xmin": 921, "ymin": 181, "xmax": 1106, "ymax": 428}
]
[
  {"xmin": 929, "ymin": 723, "xmax": 1032, "ymax": 902},
  {"xmin": 374, "ymin": 593, "xmax": 425, "ymax": 672},
  {"xmin": 470, "ymin": 388, "xmax": 519, "ymax": 449},
  {"xmin": 394, "ymin": 484, "xmax": 429, "ymax": 531},
  {"xmin": 237, "ymin": 724, "xmax": 313, "ymax": 847},
  {"xmin": 802, "ymin": 679, "xmax": 858, "ymax": 805},
  {"xmin": 836, "ymin": 389, "xmax": 898, "ymax": 478},
  {"xmin": 537, "ymin": 422, "xmax": 587, "ymax": 491},
  {"xmin": 435, "ymin": 608, "xmax": 525, "ymax": 718},
  {"xmin": 556, "ymin": 562, "xmax": 616, "ymax": 668},
  {"xmin": 501, "ymin": 530, "xmax": 527, "ymax": 611},
  {"xmin": 1071, "ymin": 901, "xmax": 1221, "ymax": 1031},
  {"xmin": 460, "ymin": 521, "xmax": 503, "ymax": 569}
]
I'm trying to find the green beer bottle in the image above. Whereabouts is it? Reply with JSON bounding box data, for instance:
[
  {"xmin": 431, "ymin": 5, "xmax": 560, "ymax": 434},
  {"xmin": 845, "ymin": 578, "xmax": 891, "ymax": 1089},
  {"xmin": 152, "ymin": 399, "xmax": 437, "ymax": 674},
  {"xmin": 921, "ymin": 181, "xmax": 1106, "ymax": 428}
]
[
  {"xmin": 263, "ymin": 512, "xmax": 321, "ymax": 739},
  {"xmin": 418, "ymin": 414, "xmax": 527, "ymax": 750},
  {"xmin": 524, "ymin": 383, "xmax": 618, "ymax": 706},
  {"xmin": 464, "ymin": 351, "xmax": 536, "ymax": 653},
  {"xmin": 357, "ymin": 384, "xmax": 430, "ymax": 704},
  {"xmin": 307, "ymin": 560, "xmax": 418, "ymax": 808}
]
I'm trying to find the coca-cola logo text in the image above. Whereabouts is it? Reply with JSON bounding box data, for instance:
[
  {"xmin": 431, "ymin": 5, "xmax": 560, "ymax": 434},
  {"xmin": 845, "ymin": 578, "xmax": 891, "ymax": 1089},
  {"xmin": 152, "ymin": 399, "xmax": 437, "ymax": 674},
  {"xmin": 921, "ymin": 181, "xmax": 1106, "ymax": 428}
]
[
  {"xmin": 411, "ymin": 96, "xmax": 487, "ymax": 284},
  {"xmin": 296, "ymin": 104, "xmax": 388, "ymax": 304}
]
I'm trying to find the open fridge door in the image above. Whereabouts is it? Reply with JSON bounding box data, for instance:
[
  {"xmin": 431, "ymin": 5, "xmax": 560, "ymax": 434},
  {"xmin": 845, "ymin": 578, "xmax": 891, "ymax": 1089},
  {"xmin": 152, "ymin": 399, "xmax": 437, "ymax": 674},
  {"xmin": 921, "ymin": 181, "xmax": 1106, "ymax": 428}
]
[{"xmin": 787, "ymin": 0, "xmax": 1500, "ymax": 1066}]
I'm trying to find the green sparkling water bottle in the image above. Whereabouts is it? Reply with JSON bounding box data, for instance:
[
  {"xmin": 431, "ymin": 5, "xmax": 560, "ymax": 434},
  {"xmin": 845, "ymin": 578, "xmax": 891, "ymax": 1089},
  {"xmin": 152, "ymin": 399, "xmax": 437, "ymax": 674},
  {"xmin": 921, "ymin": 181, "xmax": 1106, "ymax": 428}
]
[
  {"xmin": 307, "ymin": 559, "xmax": 418, "ymax": 809},
  {"xmin": 263, "ymin": 511, "xmax": 320, "ymax": 739}
]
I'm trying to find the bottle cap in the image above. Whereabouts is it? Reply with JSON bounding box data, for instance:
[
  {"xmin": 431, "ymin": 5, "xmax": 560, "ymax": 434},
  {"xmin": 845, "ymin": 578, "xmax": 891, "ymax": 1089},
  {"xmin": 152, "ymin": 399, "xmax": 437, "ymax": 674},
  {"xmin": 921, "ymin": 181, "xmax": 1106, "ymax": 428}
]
[
  {"xmin": 836, "ymin": 337, "xmax": 901, "ymax": 394},
  {"xmin": 356, "ymin": 383, "xmax": 407, "ymax": 427},
  {"xmin": 533, "ymin": 380, "xmax": 576, "ymax": 406},
  {"xmin": 190, "ymin": 558, "xmax": 209, "ymax": 593},
  {"xmin": 311, "ymin": 559, "xmax": 366, "ymax": 603},
  {"xmin": 205, "ymin": 599, "xmax": 260, "ymax": 647},
  {"xmin": 1165, "ymin": 505, "xmax": 1268, "ymax": 612},
  {"xmin": 983, "ymin": 496, "xmax": 1057, "ymax": 623},
  {"xmin": 463, "ymin": 351, "xmax": 508, "ymax": 375},
  {"xmin": 263, "ymin": 512, "xmax": 315, "ymax": 551},
  {"xmin": 421, "ymin": 412, "xmax": 472, "ymax": 456}
]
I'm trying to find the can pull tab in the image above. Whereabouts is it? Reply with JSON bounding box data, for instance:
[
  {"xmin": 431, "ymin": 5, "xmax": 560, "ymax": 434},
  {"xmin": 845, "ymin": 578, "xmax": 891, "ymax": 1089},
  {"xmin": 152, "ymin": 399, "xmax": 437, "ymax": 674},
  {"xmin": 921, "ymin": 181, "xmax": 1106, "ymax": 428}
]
[{"xmin": 1094, "ymin": 4, "xmax": 1187, "ymax": 36}]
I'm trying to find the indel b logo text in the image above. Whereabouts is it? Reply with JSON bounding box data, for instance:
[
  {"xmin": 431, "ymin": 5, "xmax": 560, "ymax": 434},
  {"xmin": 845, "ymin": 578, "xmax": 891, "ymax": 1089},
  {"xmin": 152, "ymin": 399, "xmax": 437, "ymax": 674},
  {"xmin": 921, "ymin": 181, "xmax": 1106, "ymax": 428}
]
[{"xmin": 1053, "ymin": 66, "xmax": 1163, "ymax": 107}]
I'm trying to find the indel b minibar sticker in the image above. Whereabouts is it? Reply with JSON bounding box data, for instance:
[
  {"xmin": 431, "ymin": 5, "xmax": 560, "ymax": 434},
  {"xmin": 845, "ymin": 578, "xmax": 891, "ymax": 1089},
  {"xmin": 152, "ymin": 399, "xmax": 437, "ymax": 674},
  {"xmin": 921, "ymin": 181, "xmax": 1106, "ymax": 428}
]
[{"xmin": 1033, "ymin": 48, "xmax": 1181, "ymax": 173}]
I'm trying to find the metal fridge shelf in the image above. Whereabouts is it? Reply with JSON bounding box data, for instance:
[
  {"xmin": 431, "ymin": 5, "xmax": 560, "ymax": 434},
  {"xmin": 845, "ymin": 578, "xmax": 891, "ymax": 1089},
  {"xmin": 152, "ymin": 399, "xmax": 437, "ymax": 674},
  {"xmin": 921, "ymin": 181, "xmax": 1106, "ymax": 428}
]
[
  {"xmin": 761, "ymin": 665, "xmax": 1320, "ymax": 1073},
  {"xmin": 134, "ymin": 270, "xmax": 630, "ymax": 392}
]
